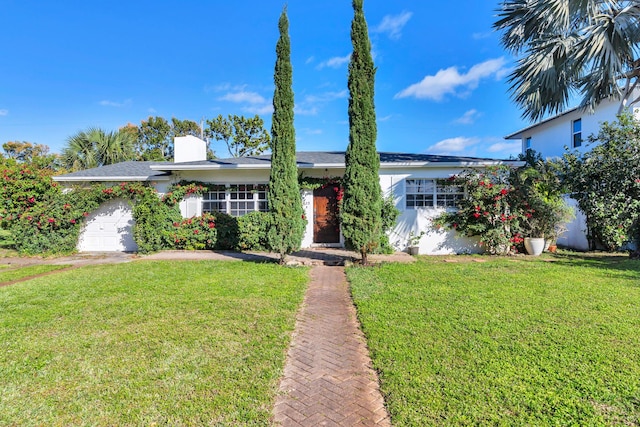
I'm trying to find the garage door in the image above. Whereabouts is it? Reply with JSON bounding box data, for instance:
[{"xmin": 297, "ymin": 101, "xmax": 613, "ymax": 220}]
[{"xmin": 78, "ymin": 198, "xmax": 138, "ymax": 252}]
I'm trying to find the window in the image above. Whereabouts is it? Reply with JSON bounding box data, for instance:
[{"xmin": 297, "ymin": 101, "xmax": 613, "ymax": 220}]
[
  {"xmin": 572, "ymin": 118, "xmax": 582, "ymax": 148},
  {"xmin": 525, "ymin": 137, "xmax": 532, "ymax": 150},
  {"xmin": 203, "ymin": 184, "xmax": 267, "ymax": 216},
  {"xmin": 406, "ymin": 179, "xmax": 464, "ymax": 209},
  {"xmin": 202, "ymin": 185, "xmax": 227, "ymax": 213}
]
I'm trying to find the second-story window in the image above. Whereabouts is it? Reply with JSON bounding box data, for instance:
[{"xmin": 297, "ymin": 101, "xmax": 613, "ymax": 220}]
[
  {"xmin": 525, "ymin": 137, "xmax": 532, "ymax": 150},
  {"xmin": 572, "ymin": 119, "xmax": 582, "ymax": 148}
]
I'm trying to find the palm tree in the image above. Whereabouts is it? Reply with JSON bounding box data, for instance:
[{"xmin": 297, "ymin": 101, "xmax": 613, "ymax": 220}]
[
  {"xmin": 63, "ymin": 127, "xmax": 135, "ymax": 171},
  {"xmin": 494, "ymin": 0, "xmax": 640, "ymax": 121}
]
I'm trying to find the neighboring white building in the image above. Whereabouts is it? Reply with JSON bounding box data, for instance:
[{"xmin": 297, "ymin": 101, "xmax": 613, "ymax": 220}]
[
  {"xmin": 504, "ymin": 91, "xmax": 640, "ymax": 250},
  {"xmin": 54, "ymin": 137, "xmax": 523, "ymax": 255},
  {"xmin": 505, "ymin": 91, "xmax": 640, "ymax": 158}
]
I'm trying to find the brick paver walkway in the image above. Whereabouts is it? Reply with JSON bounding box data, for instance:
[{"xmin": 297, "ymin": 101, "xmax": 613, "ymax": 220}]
[{"xmin": 274, "ymin": 266, "xmax": 391, "ymax": 426}]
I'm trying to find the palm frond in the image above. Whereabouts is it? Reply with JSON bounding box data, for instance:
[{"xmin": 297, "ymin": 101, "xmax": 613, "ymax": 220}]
[{"xmin": 496, "ymin": 0, "xmax": 640, "ymax": 121}]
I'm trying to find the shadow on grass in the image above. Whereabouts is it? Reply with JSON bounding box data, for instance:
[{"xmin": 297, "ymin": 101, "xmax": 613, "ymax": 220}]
[{"xmin": 545, "ymin": 250, "xmax": 640, "ymax": 282}]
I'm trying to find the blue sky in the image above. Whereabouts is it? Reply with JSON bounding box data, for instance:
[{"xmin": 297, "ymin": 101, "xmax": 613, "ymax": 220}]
[{"xmin": 1, "ymin": 0, "xmax": 531, "ymax": 159}]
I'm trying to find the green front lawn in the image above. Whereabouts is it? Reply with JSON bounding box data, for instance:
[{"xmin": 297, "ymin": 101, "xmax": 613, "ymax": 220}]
[
  {"xmin": 0, "ymin": 260, "xmax": 308, "ymax": 426},
  {"xmin": 0, "ymin": 264, "xmax": 70, "ymax": 283},
  {"xmin": 348, "ymin": 254, "xmax": 640, "ymax": 426}
]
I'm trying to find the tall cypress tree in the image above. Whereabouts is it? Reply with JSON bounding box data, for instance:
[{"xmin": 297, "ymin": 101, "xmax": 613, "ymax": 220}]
[
  {"xmin": 267, "ymin": 7, "xmax": 305, "ymax": 264},
  {"xmin": 341, "ymin": 0, "xmax": 382, "ymax": 265}
]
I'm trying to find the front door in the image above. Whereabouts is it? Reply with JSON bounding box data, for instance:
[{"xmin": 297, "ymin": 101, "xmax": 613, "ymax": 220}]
[{"xmin": 313, "ymin": 186, "xmax": 340, "ymax": 244}]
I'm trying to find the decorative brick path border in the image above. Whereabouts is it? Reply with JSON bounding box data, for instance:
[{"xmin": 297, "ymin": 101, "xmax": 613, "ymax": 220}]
[{"xmin": 274, "ymin": 266, "xmax": 391, "ymax": 426}]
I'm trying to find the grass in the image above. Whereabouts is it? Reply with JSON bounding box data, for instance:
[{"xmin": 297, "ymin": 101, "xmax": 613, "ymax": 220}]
[
  {"xmin": 0, "ymin": 264, "xmax": 70, "ymax": 283},
  {"xmin": 348, "ymin": 253, "xmax": 640, "ymax": 426},
  {"xmin": 0, "ymin": 260, "xmax": 308, "ymax": 426}
]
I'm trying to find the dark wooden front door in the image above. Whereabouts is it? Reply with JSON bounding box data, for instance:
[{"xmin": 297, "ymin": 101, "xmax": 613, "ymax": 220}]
[{"xmin": 313, "ymin": 186, "xmax": 340, "ymax": 243}]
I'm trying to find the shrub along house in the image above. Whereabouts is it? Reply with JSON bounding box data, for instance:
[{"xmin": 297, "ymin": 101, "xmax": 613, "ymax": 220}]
[
  {"xmin": 53, "ymin": 136, "xmax": 522, "ymax": 254},
  {"xmin": 504, "ymin": 92, "xmax": 640, "ymax": 250}
]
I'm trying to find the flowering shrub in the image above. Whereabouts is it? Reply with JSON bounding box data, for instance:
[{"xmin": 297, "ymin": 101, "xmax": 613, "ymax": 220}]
[
  {"xmin": 433, "ymin": 166, "xmax": 523, "ymax": 255},
  {"xmin": 169, "ymin": 213, "xmax": 218, "ymax": 250},
  {"xmin": 3, "ymin": 173, "xmax": 399, "ymax": 255},
  {"xmin": 0, "ymin": 159, "xmax": 59, "ymax": 229},
  {"xmin": 162, "ymin": 182, "xmax": 207, "ymax": 206},
  {"xmin": 564, "ymin": 112, "xmax": 640, "ymax": 251},
  {"xmin": 8, "ymin": 182, "xmax": 165, "ymax": 254}
]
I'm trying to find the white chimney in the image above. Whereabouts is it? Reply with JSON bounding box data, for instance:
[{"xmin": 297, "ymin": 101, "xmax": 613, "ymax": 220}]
[{"xmin": 174, "ymin": 135, "xmax": 207, "ymax": 163}]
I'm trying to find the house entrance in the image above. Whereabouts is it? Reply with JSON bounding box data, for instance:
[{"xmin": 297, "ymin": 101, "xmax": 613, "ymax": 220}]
[{"xmin": 313, "ymin": 186, "xmax": 340, "ymax": 244}]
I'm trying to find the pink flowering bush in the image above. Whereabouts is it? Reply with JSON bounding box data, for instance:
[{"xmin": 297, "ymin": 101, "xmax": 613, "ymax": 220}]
[
  {"xmin": 433, "ymin": 166, "xmax": 524, "ymax": 255},
  {"xmin": 8, "ymin": 181, "xmax": 172, "ymax": 254},
  {"xmin": 169, "ymin": 213, "xmax": 218, "ymax": 250}
]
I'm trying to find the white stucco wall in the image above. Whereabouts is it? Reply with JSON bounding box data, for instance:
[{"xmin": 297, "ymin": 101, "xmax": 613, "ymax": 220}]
[
  {"xmin": 380, "ymin": 167, "xmax": 483, "ymax": 255},
  {"xmin": 167, "ymin": 164, "xmax": 516, "ymax": 255},
  {"xmin": 556, "ymin": 197, "xmax": 589, "ymax": 251},
  {"xmin": 513, "ymin": 97, "xmax": 640, "ymax": 159}
]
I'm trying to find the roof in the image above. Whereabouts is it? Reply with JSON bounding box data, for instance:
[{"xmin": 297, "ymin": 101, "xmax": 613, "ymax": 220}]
[
  {"xmin": 53, "ymin": 161, "xmax": 172, "ymax": 182},
  {"xmin": 504, "ymin": 106, "xmax": 583, "ymax": 140},
  {"xmin": 54, "ymin": 152, "xmax": 523, "ymax": 182},
  {"xmin": 504, "ymin": 87, "xmax": 640, "ymax": 139},
  {"xmin": 152, "ymin": 151, "xmax": 521, "ymax": 171}
]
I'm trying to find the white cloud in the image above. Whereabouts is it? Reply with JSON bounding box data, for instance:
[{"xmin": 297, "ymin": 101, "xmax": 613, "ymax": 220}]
[
  {"xmin": 426, "ymin": 137, "xmax": 480, "ymax": 155},
  {"xmin": 303, "ymin": 90, "xmax": 348, "ymax": 104},
  {"xmin": 378, "ymin": 114, "xmax": 393, "ymax": 122},
  {"xmin": 303, "ymin": 128, "xmax": 323, "ymax": 135},
  {"xmin": 487, "ymin": 141, "xmax": 522, "ymax": 155},
  {"xmin": 205, "ymin": 82, "xmax": 250, "ymax": 93},
  {"xmin": 244, "ymin": 104, "xmax": 273, "ymax": 115},
  {"xmin": 294, "ymin": 105, "xmax": 319, "ymax": 116},
  {"xmin": 373, "ymin": 11, "xmax": 413, "ymax": 40},
  {"xmin": 218, "ymin": 91, "xmax": 267, "ymax": 105},
  {"xmin": 0, "ymin": 109, "xmax": 8, "ymax": 116},
  {"xmin": 99, "ymin": 99, "xmax": 132, "ymax": 108},
  {"xmin": 395, "ymin": 57, "xmax": 508, "ymax": 101},
  {"xmin": 305, "ymin": 56, "xmax": 315, "ymax": 65},
  {"xmin": 214, "ymin": 86, "xmax": 273, "ymax": 116},
  {"xmin": 454, "ymin": 109, "xmax": 481, "ymax": 125},
  {"xmin": 472, "ymin": 31, "xmax": 492, "ymax": 40},
  {"xmin": 317, "ymin": 54, "xmax": 351, "ymax": 69},
  {"xmin": 294, "ymin": 90, "xmax": 348, "ymax": 116}
]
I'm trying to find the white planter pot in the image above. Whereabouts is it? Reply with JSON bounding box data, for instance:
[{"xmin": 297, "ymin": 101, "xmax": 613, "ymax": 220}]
[
  {"xmin": 524, "ymin": 237, "xmax": 545, "ymax": 256},
  {"xmin": 408, "ymin": 246, "xmax": 420, "ymax": 255}
]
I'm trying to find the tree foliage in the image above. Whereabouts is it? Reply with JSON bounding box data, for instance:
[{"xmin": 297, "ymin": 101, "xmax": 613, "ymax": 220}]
[
  {"xmin": 267, "ymin": 8, "xmax": 306, "ymax": 263},
  {"xmin": 564, "ymin": 112, "xmax": 640, "ymax": 250},
  {"xmin": 205, "ymin": 114, "xmax": 270, "ymax": 158},
  {"xmin": 62, "ymin": 127, "xmax": 136, "ymax": 171},
  {"xmin": 494, "ymin": 0, "xmax": 640, "ymax": 121},
  {"xmin": 2, "ymin": 141, "xmax": 63, "ymax": 170},
  {"xmin": 134, "ymin": 116, "xmax": 201, "ymax": 161},
  {"xmin": 341, "ymin": 0, "xmax": 382, "ymax": 265}
]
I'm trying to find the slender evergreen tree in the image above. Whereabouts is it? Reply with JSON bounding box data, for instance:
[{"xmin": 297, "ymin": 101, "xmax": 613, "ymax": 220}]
[
  {"xmin": 267, "ymin": 7, "xmax": 305, "ymax": 264},
  {"xmin": 342, "ymin": 0, "xmax": 382, "ymax": 265}
]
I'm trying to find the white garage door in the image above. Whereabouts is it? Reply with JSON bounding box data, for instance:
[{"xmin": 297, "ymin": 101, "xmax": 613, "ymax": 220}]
[{"xmin": 78, "ymin": 198, "xmax": 138, "ymax": 252}]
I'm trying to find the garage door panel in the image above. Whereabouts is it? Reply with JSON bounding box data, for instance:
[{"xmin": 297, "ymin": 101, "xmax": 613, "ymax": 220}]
[{"xmin": 78, "ymin": 199, "xmax": 138, "ymax": 252}]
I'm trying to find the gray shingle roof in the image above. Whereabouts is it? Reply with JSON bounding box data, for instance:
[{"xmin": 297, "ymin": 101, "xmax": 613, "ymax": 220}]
[
  {"xmin": 153, "ymin": 151, "xmax": 515, "ymax": 170},
  {"xmin": 54, "ymin": 152, "xmax": 520, "ymax": 182},
  {"xmin": 54, "ymin": 161, "xmax": 171, "ymax": 181}
]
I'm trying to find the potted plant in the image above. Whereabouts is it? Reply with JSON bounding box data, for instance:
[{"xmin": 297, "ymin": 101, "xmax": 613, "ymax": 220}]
[
  {"xmin": 407, "ymin": 231, "xmax": 425, "ymax": 255},
  {"xmin": 546, "ymin": 222, "xmax": 569, "ymax": 253},
  {"xmin": 513, "ymin": 157, "xmax": 574, "ymax": 256},
  {"xmin": 520, "ymin": 214, "xmax": 546, "ymax": 255}
]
